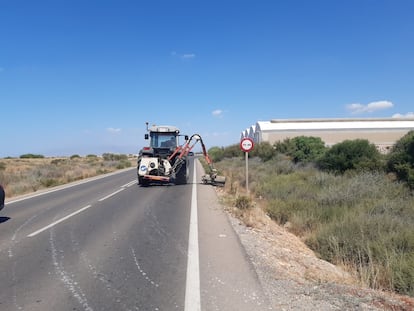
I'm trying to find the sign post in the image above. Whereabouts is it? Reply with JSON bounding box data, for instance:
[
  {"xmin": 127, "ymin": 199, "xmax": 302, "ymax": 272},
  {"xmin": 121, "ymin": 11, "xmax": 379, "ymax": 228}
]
[{"xmin": 240, "ymin": 138, "xmax": 254, "ymax": 193}]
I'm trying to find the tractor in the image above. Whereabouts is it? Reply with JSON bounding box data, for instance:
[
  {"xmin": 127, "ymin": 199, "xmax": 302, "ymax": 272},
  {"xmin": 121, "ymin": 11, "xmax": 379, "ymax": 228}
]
[{"xmin": 137, "ymin": 123, "xmax": 225, "ymax": 186}]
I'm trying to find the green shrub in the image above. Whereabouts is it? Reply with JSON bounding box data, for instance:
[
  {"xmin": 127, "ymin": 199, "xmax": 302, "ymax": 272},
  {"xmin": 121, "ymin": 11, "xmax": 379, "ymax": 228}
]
[
  {"xmin": 250, "ymin": 141, "xmax": 276, "ymax": 161},
  {"xmin": 274, "ymin": 138, "xmax": 296, "ymax": 155},
  {"xmin": 116, "ymin": 160, "xmax": 132, "ymax": 169},
  {"xmin": 387, "ymin": 130, "xmax": 414, "ymax": 189},
  {"xmin": 223, "ymin": 144, "xmax": 243, "ymax": 158},
  {"xmin": 317, "ymin": 139, "xmax": 383, "ymax": 173},
  {"xmin": 275, "ymin": 136, "xmax": 326, "ymax": 163},
  {"xmin": 96, "ymin": 168, "xmax": 110, "ymax": 174},
  {"xmin": 208, "ymin": 146, "xmax": 226, "ymax": 162},
  {"xmin": 235, "ymin": 195, "xmax": 252, "ymax": 210}
]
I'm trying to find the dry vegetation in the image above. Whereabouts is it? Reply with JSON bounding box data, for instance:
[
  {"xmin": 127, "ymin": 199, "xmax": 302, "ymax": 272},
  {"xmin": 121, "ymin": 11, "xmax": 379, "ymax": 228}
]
[
  {"xmin": 0, "ymin": 155, "xmax": 135, "ymax": 199},
  {"xmin": 211, "ymin": 155, "xmax": 414, "ymax": 299}
]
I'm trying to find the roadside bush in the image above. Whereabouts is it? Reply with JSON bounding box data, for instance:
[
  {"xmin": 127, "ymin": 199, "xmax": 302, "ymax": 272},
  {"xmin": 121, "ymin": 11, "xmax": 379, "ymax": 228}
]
[
  {"xmin": 291, "ymin": 136, "xmax": 326, "ymax": 163},
  {"xmin": 274, "ymin": 138, "xmax": 296, "ymax": 155},
  {"xmin": 387, "ymin": 130, "xmax": 414, "ymax": 189},
  {"xmin": 235, "ymin": 195, "xmax": 253, "ymax": 210},
  {"xmin": 208, "ymin": 146, "xmax": 225, "ymax": 162},
  {"xmin": 223, "ymin": 144, "xmax": 243, "ymax": 158},
  {"xmin": 250, "ymin": 141, "xmax": 276, "ymax": 162},
  {"xmin": 275, "ymin": 136, "xmax": 326, "ymax": 163},
  {"xmin": 116, "ymin": 160, "xmax": 132, "ymax": 169},
  {"xmin": 317, "ymin": 139, "xmax": 383, "ymax": 173}
]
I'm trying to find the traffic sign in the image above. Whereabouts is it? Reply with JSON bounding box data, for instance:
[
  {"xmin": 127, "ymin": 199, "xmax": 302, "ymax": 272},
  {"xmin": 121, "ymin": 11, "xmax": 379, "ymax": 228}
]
[{"xmin": 240, "ymin": 137, "xmax": 254, "ymax": 152}]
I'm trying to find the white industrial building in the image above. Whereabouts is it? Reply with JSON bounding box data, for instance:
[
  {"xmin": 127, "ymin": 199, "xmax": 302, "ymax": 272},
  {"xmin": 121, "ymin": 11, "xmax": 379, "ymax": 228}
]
[{"xmin": 241, "ymin": 118, "xmax": 414, "ymax": 153}]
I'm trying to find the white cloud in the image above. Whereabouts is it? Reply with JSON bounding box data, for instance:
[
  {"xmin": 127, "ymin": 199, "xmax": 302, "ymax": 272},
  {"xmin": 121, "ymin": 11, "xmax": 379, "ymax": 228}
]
[
  {"xmin": 171, "ymin": 51, "xmax": 196, "ymax": 60},
  {"xmin": 212, "ymin": 109, "xmax": 223, "ymax": 118},
  {"xmin": 392, "ymin": 112, "xmax": 414, "ymax": 118},
  {"xmin": 181, "ymin": 53, "xmax": 195, "ymax": 59},
  {"xmin": 346, "ymin": 100, "xmax": 394, "ymax": 114},
  {"xmin": 107, "ymin": 127, "xmax": 121, "ymax": 133}
]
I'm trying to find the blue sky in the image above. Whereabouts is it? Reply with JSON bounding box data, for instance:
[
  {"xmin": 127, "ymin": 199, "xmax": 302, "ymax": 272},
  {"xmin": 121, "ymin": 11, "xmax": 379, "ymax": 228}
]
[{"xmin": 1, "ymin": 0, "xmax": 413, "ymax": 157}]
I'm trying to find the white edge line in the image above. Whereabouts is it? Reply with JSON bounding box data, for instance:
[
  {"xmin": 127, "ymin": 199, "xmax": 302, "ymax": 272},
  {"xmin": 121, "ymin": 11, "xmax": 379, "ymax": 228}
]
[
  {"xmin": 27, "ymin": 205, "xmax": 92, "ymax": 237},
  {"xmin": 184, "ymin": 161, "xmax": 201, "ymax": 311},
  {"xmin": 98, "ymin": 188, "xmax": 125, "ymax": 201}
]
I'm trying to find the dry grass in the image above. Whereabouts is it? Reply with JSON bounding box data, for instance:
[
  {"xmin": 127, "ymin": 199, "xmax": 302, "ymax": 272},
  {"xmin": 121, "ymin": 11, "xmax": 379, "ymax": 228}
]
[{"xmin": 0, "ymin": 156, "xmax": 135, "ymax": 199}]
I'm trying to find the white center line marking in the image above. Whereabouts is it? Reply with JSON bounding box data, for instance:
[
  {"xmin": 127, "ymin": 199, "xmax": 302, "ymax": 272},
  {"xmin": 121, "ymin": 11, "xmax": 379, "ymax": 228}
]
[
  {"xmin": 185, "ymin": 161, "xmax": 201, "ymax": 311},
  {"xmin": 27, "ymin": 205, "xmax": 92, "ymax": 237},
  {"xmin": 98, "ymin": 188, "xmax": 124, "ymax": 201},
  {"xmin": 26, "ymin": 183, "xmax": 129, "ymax": 238},
  {"xmin": 121, "ymin": 180, "xmax": 137, "ymax": 188}
]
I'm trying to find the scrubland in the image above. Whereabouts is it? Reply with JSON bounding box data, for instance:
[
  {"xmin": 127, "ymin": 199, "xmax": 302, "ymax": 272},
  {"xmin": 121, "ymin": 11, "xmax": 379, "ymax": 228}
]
[{"xmin": 213, "ymin": 155, "xmax": 414, "ymax": 298}]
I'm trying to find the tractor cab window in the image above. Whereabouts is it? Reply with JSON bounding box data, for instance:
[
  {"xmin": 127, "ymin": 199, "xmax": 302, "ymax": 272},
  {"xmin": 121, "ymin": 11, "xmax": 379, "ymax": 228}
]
[{"xmin": 150, "ymin": 133, "xmax": 177, "ymax": 148}]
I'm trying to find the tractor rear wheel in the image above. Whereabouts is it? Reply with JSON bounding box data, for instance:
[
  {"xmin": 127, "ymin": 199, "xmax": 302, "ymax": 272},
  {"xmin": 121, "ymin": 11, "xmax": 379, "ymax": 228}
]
[{"xmin": 175, "ymin": 160, "xmax": 188, "ymax": 185}]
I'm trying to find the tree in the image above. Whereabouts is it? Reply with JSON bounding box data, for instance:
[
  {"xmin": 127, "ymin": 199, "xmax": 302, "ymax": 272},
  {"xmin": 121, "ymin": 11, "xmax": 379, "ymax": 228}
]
[
  {"xmin": 290, "ymin": 136, "xmax": 326, "ymax": 163},
  {"xmin": 274, "ymin": 138, "xmax": 296, "ymax": 155},
  {"xmin": 208, "ymin": 147, "xmax": 225, "ymax": 162},
  {"xmin": 387, "ymin": 131, "xmax": 414, "ymax": 189},
  {"xmin": 318, "ymin": 139, "xmax": 383, "ymax": 174},
  {"xmin": 250, "ymin": 141, "xmax": 276, "ymax": 161},
  {"xmin": 274, "ymin": 136, "xmax": 326, "ymax": 163},
  {"xmin": 223, "ymin": 144, "xmax": 243, "ymax": 158}
]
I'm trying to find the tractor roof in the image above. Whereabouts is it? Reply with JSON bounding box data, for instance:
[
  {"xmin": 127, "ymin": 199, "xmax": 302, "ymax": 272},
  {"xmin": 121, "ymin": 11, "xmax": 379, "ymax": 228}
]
[{"xmin": 149, "ymin": 125, "xmax": 180, "ymax": 133}]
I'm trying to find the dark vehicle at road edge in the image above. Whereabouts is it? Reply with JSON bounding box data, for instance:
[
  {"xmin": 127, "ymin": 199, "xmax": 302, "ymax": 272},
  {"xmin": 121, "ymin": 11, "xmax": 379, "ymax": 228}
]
[{"xmin": 0, "ymin": 184, "xmax": 5, "ymax": 211}]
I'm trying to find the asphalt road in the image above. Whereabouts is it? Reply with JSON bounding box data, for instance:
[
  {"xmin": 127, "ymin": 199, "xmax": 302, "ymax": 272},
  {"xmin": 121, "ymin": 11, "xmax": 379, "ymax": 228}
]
[{"xmin": 0, "ymin": 159, "xmax": 271, "ymax": 311}]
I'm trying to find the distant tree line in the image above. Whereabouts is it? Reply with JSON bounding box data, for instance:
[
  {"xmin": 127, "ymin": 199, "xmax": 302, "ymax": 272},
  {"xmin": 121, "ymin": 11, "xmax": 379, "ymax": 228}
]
[{"xmin": 20, "ymin": 154, "xmax": 45, "ymax": 159}]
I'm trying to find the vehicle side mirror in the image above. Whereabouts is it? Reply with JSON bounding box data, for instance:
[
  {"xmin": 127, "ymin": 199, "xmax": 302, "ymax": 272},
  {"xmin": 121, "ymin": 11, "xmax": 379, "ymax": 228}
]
[
  {"xmin": 185, "ymin": 135, "xmax": 189, "ymax": 141},
  {"xmin": 144, "ymin": 134, "xmax": 149, "ymax": 140}
]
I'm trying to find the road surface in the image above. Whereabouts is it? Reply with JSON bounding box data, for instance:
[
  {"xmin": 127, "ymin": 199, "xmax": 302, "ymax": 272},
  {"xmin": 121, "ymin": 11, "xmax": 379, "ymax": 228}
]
[{"xmin": 0, "ymin": 159, "xmax": 271, "ymax": 310}]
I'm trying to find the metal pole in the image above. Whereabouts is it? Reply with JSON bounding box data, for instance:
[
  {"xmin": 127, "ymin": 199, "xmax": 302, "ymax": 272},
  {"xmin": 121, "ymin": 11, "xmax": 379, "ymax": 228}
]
[{"xmin": 245, "ymin": 151, "xmax": 249, "ymax": 194}]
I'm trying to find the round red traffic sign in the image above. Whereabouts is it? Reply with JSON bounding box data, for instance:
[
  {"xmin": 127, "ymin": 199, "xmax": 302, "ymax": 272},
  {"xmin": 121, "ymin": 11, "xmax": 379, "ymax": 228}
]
[{"xmin": 240, "ymin": 137, "xmax": 254, "ymax": 152}]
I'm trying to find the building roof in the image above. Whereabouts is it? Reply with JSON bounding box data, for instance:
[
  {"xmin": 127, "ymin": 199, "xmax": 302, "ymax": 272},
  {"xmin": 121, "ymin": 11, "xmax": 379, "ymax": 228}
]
[
  {"xmin": 248, "ymin": 125, "xmax": 256, "ymax": 138},
  {"xmin": 256, "ymin": 118, "xmax": 414, "ymax": 132}
]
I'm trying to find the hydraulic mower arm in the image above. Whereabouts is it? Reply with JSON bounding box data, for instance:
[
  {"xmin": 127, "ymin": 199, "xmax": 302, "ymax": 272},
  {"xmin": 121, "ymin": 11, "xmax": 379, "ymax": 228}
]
[{"xmin": 169, "ymin": 134, "xmax": 226, "ymax": 186}]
